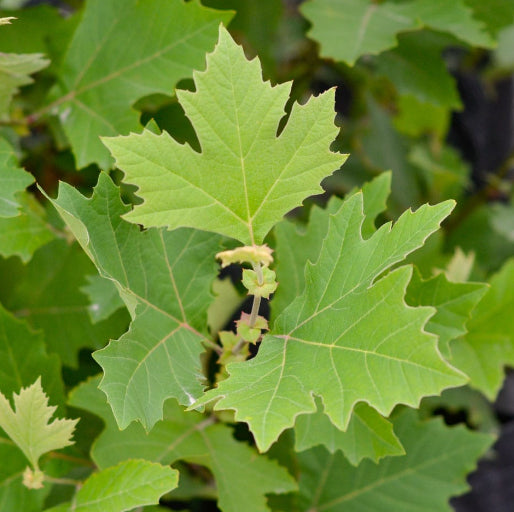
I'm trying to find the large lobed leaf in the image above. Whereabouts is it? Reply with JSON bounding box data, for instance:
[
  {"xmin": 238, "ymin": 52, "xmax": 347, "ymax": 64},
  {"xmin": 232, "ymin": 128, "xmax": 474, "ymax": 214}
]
[
  {"xmin": 69, "ymin": 377, "xmax": 297, "ymax": 512},
  {"xmin": 294, "ymin": 410, "xmax": 493, "ymax": 511},
  {"xmin": 47, "ymin": 173, "xmax": 222, "ymax": 430},
  {"xmin": 48, "ymin": 0, "xmax": 233, "ymax": 168},
  {"xmin": 104, "ymin": 26, "xmax": 346, "ymax": 245},
  {"xmin": 195, "ymin": 190, "xmax": 466, "ymax": 451}
]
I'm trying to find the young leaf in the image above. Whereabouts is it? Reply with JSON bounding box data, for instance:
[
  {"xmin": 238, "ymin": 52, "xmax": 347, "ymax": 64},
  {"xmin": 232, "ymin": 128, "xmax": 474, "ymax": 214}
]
[
  {"xmin": 301, "ymin": 0, "xmax": 494, "ymax": 66},
  {"xmin": 104, "ymin": 26, "xmax": 346, "ymax": 245},
  {"xmin": 48, "ymin": 0, "xmax": 233, "ymax": 168},
  {"xmin": 294, "ymin": 410, "xmax": 493, "ymax": 511},
  {"xmin": 294, "ymin": 401, "xmax": 404, "ymax": 466},
  {"xmin": 48, "ymin": 460, "xmax": 178, "ymax": 512},
  {"xmin": 0, "ymin": 137, "xmax": 34, "ymax": 218},
  {"xmin": 70, "ymin": 377, "xmax": 297, "ymax": 512},
  {"xmin": 0, "ymin": 378, "xmax": 77, "ymax": 471},
  {"xmin": 195, "ymin": 192, "xmax": 466, "ymax": 451},
  {"xmin": 451, "ymin": 259, "xmax": 514, "ymax": 399},
  {"xmin": 47, "ymin": 173, "xmax": 222, "ymax": 430},
  {"xmin": 0, "ymin": 52, "xmax": 48, "ymax": 119}
]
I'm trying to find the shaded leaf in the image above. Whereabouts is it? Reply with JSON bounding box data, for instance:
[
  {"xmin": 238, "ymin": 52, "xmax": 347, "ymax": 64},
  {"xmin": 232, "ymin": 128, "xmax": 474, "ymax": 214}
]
[
  {"xmin": 81, "ymin": 274, "xmax": 126, "ymax": 324},
  {"xmin": 69, "ymin": 377, "xmax": 297, "ymax": 512},
  {"xmin": 49, "ymin": 0, "xmax": 233, "ymax": 168}
]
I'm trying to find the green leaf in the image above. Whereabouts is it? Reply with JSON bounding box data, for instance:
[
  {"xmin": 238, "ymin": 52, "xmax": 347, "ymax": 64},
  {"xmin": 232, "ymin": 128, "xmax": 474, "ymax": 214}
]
[
  {"xmin": 80, "ymin": 274, "xmax": 126, "ymax": 324},
  {"xmin": 195, "ymin": 191, "xmax": 465, "ymax": 451},
  {"xmin": 47, "ymin": 173, "xmax": 222, "ymax": 430},
  {"xmin": 294, "ymin": 410, "xmax": 493, "ymax": 511},
  {"xmin": 376, "ymin": 31, "xmax": 461, "ymax": 109},
  {"xmin": 451, "ymin": 259, "xmax": 514, "ymax": 399},
  {"xmin": 394, "ymin": 95, "xmax": 449, "ymax": 138},
  {"xmin": 0, "ymin": 303, "xmax": 64, "ymax": 406},
  {"xmin": 301, "ymin": 0, "xmax": 494, "ymax": 66},
  {"xmin": 0, "ymin": 137, "xmax": 34, "ymax": 218},
  {"xmin": 0, "ymin": 193, "xmax": 55, "ymax": 263},
  {"xmin": 0, "ymin": 378, "xmax": 77, "ymax": 471},
  {"xmin": 0, "ymin": 238, "xmax": 129, "ymax": 367},
  {"xmin": 49, "ymin": 0, "xmax": 233, "ymax": 169},
  {"xmin": 69, "ymin": 377, "xmax": 297, "ymax": 512},
  {"xmin": 273, "ymin": 173, "xmax": 391, "ymax": 318},
  {"xmin": 0, "ymin": 52, "xmax": 48, "ymax": 119},
  {"xmin": 464, "ymin": 0, "xmax": 514, "ymax": 36},
  {"xmin": 49, "ymin": 460, "xmax": 178, "ymax": 512},
  {"xmin": 294, "ymin": 401, "xmax": 404, "ymax": 465},
  {"xmin": 105, "ymin": 26, "xmax": 346, "ymax": 245},
  {"xmin": 406, "ymin": 269, "xmax": 488, "ymax": 358}
]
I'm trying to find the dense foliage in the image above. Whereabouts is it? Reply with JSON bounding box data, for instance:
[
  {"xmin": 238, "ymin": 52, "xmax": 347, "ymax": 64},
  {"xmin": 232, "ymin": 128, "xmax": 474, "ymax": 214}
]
[{"xmin": 0, "ymin": 0, "xmax": 513, "ymax": 510}]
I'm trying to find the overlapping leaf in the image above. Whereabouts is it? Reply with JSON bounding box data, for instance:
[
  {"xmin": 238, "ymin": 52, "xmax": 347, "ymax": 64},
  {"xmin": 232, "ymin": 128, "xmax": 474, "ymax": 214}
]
[
  {"xmin": 47, "ymin": 460, "xmax": 178, "ymax": 512},
  {"xmin": 195, "ymin": 191, "xmax": 466, "ymax": 451},
  {"xmin": 47, "ymin": 0, "xmax": 232, "ymax": 168},
  {"xmin": 0, "ymin": 239, "xmax": 129, "ymax": 367},
  {"xmin": 48, "ymin": 173, "xmax": 222, "ymax": 430},
  {"xmin": 294, "ymin": 411, "xmax": 493, "ymax": 511},
  {"xmin": 451, "ymin": 259, "xmax": 514, "ymax": 399},
  {"xmin": 0, "ymin": 138, "xmax": 34, "ymax": 218},
  {"xmin": 105, "ymin": 26, "xmax": 345, "ymax": 245},
  {"xmin": 0, "ymin": 52, "xmax": 48, "ymax": 119},
  {"xmin": 294, "ymin": 401, "xmax": 404, "ymax": 465},
  {"xmin": 301, "ymin": 0, "xmax": 493, "ymax": 66},
  {"xmin": 406, "ymin": 269, "xmax": 488, "ymax": 358},
  {"xmin": 69, "ymin": 377, "xmax": 297, "ymax": 512}
]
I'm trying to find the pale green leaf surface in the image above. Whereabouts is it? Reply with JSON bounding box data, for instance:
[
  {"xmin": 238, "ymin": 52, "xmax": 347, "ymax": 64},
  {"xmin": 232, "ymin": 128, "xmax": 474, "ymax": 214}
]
[
  {"xmin": 0, "ymin": 238, "xmax": 129, "ymax": 367},
  {"xmin": 301, "ymin": 0, "xmax": 493, "ymax": 66},
  {"xmin": 195, "ymin": 192, "xmax": 465, "ymax": 451},
  {"xmin": 295, "ymin": 410, "xmax": 493, "ymax": 511},
  {"xmin": 49, "ymin": 460, "xmax": 178, "ymax": 512},
  {"xmin": 406, "ymin": 269, "xmax": 488, "ymax": 358},
  {"xmin": 0, "ymin": 137, "xmax": 34, "ymax": 218},
  {"xmin": 294, "ymin": 401, "xmax": 404, "ymax": 466},
  {"xmin": 0, "ymin": 193, "xmax": 55, "ymax": 262},
  {"xmin": 49, "ymin": 0, "xmax": 232, "ymax": 168},
  {"xmin": 69, "ymin": 377, "xmax": 297, "ymax": 512},
  {"xmin": 451, "ymin": 259, "xmax": 514, "ymax": 399},
  {"xmin": 0, "ymin": 378, "xmax": 77, "ymax": 470},
  {"xmin": 0, "ymin": 303, "xmax": 64, "ymax": 406},
  {"xmin": 48, "ymin": 173, "xmax": 222, "ymax": 430},
  {"xmin": 273, "ymin": 173, "xmax": 391, "ymax": 318},
  {"xmin": 105, "ymin": 26, "xmax": 345, "ymax": 245},
  {"xmin": 0, "ymin": 52, "xmax": 48, "ymax": 118},
  {"xmin": 464, "ymin": 0, "xmax": 514, "ymax": 36},
  {"xmin": 81, "ymin": 274, "xmax": 126, "ymax": 324}
]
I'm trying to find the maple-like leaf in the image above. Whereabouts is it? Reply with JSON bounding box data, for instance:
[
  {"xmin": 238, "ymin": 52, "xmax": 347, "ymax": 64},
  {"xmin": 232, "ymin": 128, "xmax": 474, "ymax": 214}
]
[
  {"xmin": 47, "ymin": 460, "xmax": 178, "ymax": 512},
  {"xmin": 0, "ymin": 378, "xmax": 77, "ymax": 471},
  {"xmin": 48, "ymin": 0, "xmax": 232, "ymax": 168},
  {"xmin": 301, "ymin": 0, "xmax": 494, "ymax": 66},
  {"xmin": 0, "ymin": 52, "xmax": 48, "ymax": 119},
  {"xmin": 451, "ymin": 259, "xmax": 514, "ymax": 399},
  {"xmin": 0, "ymin": 137, "xmax": 34, "ymax": 218},
  {"xmin": 294, "ymin": 401, "xmax": 404, "ymax": 465},
  {"xmin": 47, "ymin": 173, "xmax": 222, "ymax": 430},
  {"xmin": 195, "ymin": 191, "xmax": 466, "ymax": 451},
  {"xmin": 294, "ymin": 410, "xmax": 493, "ymax": 511},
  {"xmin": 69, "ymin": 377, "xmax": 297, "ymax": 512},
  {"xmin": 104, "ymin": 26, "xmax": 346, "ymax": 245}
]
